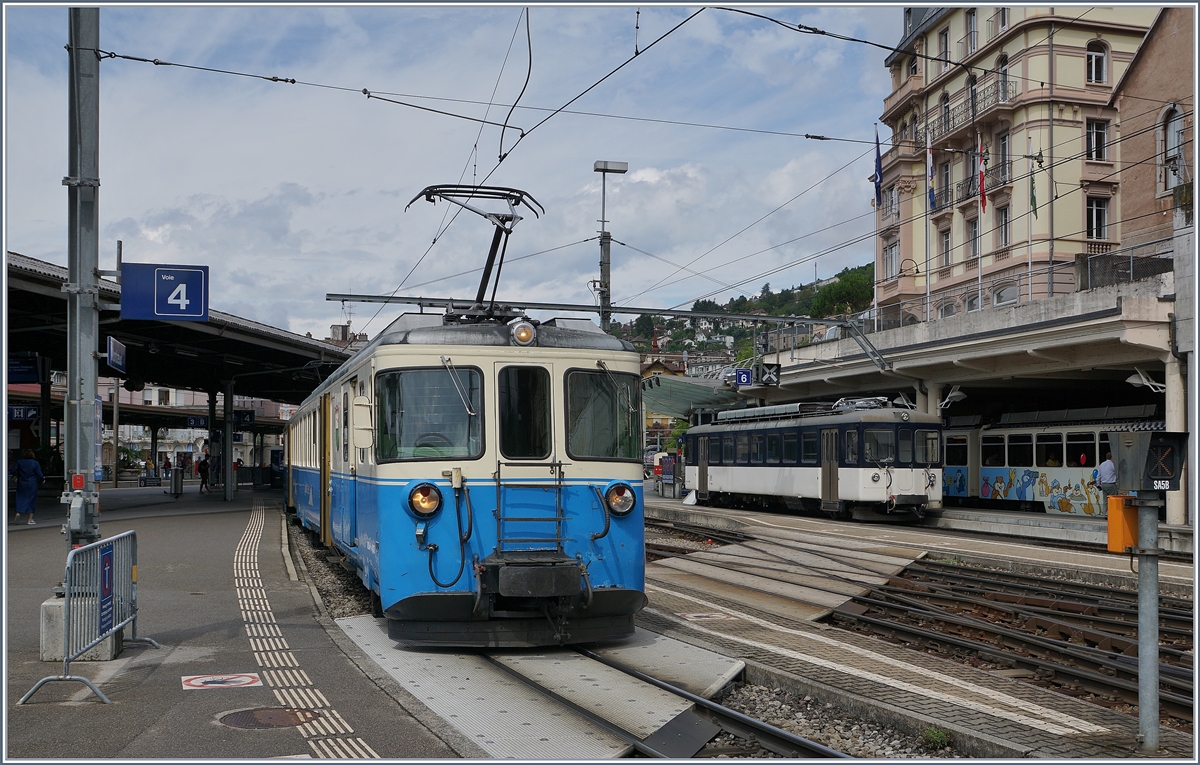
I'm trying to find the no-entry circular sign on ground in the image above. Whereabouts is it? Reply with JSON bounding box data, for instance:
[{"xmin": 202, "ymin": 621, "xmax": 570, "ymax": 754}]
[{"xmin": 181, "ymin": 673, "xmax": 262, "ymax": 690}]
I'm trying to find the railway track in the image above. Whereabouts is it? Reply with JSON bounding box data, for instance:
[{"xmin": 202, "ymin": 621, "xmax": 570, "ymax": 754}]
[
  {"xmin": 643, "ymin": 518, "xmax": 1194, "ymax": 730},
  {"xmin": 483, "ymin": 649, "xmax": 848, "ymax": 758}
]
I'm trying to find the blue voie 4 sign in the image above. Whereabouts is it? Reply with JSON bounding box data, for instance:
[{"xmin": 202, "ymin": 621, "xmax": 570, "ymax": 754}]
[{"xmin": 121, "ymin": 264, "xmax": 209, "ymax": 321}]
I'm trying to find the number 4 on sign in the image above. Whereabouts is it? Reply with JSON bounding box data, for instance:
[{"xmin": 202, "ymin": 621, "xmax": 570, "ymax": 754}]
[{"xmin": 167, "ymin": 283, "xmax": 189, "ymax": 311}]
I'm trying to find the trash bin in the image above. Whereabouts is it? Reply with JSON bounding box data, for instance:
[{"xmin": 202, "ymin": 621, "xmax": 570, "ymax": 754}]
[
  {"xmin": 171, "ymin": 468, "xmax": 184, "ymax": 499},
  {"xmin": 1106, "ymin": 495, "xmax": 1137, "ymax": 553}
]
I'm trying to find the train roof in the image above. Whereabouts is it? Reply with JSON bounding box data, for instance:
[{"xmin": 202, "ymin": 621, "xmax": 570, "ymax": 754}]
[
  {"xmin": 689, "ymin": 397, "xmax": 940, "ymax": 432},
  {"xmin": 296, "ymin": 313, "xmax": 635, "ymax": 410}
]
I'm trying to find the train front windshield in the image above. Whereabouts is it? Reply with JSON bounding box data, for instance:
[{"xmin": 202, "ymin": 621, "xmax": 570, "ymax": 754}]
[
  {"xmin": 566, "ymin": 370, "xmax": 642, "ymax": 460},
  {"xmin": 376, "ymin": 368, "xmax": 483, "ymax": 460}
]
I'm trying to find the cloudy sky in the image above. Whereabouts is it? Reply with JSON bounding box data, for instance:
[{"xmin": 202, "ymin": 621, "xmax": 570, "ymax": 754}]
[{"xmin": 5, "ymin": 4, "xmax": 899, "ymax": 339}]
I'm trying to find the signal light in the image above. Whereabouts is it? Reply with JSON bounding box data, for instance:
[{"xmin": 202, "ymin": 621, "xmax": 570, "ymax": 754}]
[{"xmin": 408, "ymin": 483, "xmax": 443, "ymax": 516}]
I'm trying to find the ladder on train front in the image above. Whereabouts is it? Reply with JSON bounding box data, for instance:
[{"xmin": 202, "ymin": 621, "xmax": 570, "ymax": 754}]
[{"xmin": 493, "ymin": 460, "xmax": 568, "ymax": 554}]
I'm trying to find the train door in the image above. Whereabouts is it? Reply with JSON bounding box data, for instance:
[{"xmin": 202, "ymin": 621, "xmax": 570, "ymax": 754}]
[
  {"xmin": 336, "ymin": 378, "xmax": 358, "ymax": 547},
  {"xmin": 495, "ymin": 362, "xmax": 559, "ymax": 553},
  {"xmin": 894, "ymin": 428, "xmax": 915, "ymax": 494},
  {"xmin": 319, "ymin": 393, "xmax": 333, "ymax": 546},
  {"xmin": 820, "ymin": 429, "xmax": 839, "ymax": 510},
  {"xmin": 697, "ymin": 436, "xmax": 709, "ymax": 495}
]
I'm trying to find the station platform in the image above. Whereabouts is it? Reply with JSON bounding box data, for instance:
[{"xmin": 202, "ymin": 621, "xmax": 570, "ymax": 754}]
[
  {"xmin": 5, "ymin": 488, "xmax": 460, "ymax": 759},
  {"xmin": 642, "ymin": 494, "xmax": 1195, "ymax": 758}
]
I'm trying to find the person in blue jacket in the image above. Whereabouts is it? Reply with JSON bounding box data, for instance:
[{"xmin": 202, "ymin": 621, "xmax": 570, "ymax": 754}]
[{"xmin": 10, "ymin": 449, "xmax": 44, "ymax": 525}]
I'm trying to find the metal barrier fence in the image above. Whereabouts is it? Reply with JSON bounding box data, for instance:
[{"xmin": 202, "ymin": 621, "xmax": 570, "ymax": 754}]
[{"xmin": 19, "ymin": 530, "xmax": 160, "ymax": 704}]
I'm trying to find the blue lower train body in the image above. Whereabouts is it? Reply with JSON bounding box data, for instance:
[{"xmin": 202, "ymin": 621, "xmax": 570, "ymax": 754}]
[{"xmin": 289, "ymin": 466, "xmax": 646, "ymax": 647}]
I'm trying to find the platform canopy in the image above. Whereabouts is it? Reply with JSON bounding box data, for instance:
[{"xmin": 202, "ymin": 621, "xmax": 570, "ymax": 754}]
[
  {"xmin": 641, "ymin": 375, "xmax": 746, "ymax": 419},
  {"xmin": 7, "ymin": 252, "xmax": 352, "ymax": 405}
]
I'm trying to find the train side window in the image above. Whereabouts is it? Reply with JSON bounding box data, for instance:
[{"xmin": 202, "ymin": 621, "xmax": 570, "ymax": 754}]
[
  {"xmin": 845, "ymin": 430, "xmax": 858, "ymax": 465},
  {"xmin": 944, "ymin": 435, "xmax": 967, "ymax": 466},
  {"xmin": 800, "ymin": 431, "xmax": 817, "ymax": 463},
  {"xmin": 750, "ymin": 435, "xmax": 764, "ymax": 464},
  {"xmin": 1066, "ymin": 432, "xmax": 1096, "ymax": 467},
  {"xmin": 898, "ymin": 429, "xmax": 913, "ymax": 463},
  {"xmin": 1099, "ymin": 432, "xmax": 1113, "ymax": 463},
  {"xmin": 863, "ymin": 430, "xmax": 894, "ymax": 463},
  {"xmin": 722, "ymin": 436, "xmax": 734, "ymax": 463},
  {"xmin": 709, "ymin": 436, "xmax": 722, "ymax": 465},
  {"xmin": 984, "ymin": 436, "xmax": 1003, "ymax": 467},
  {"xmin": 916, "ymin": 430, "xmax": 940, "ymax": 464},
  {"xmin": 736, "ymin": 434, "xmax": 749, "ymax": 464},
  {"xmin": 1036, "ymin": 433, "xmax": 1064, "ymax": 467},
  {"xmin": 783, "ymin": 433, "xmax": 800, "ymax": 464},
  {"xmin": 766, "ymin": 433, "xmax": 780, "ymax": 464}
]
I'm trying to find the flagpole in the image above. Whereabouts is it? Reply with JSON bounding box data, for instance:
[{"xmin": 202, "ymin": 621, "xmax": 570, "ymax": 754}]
[
  {"xmin": 976, "ymin": 131, "xmax": 983, "ymax": 311},
  {"xmin": 1027, "ymin": 134, "xmax": 1034, "ymax": 302},
  {"xmin": 873, "ymin": 123, "xmax": 881, "ymax": 333},
  {"xmin": 925, "ymin": 126, "xmax": 932, "ymax": 323}
]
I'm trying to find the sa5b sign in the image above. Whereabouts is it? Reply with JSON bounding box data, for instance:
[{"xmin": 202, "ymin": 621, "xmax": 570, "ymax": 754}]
[{"xmin": 121, "ymin": 263, "xmax": 209, "ymax": 321}]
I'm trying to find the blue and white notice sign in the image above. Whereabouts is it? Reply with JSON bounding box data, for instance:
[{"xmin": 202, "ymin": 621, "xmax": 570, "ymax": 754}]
[
  {"xmin": 121, "ymin": 263, "xmax": 209, "ymax": 321},
  {"xmin": 107, "ymin": 336, "xmax": 127, "ymax": 375},
  {"xmin": 98, "ymin": 543, "xmax": 115, "ymax": 634},
  {"xmin": 734, "ymin": 368, "xmax": 753, "ymax": 387}
]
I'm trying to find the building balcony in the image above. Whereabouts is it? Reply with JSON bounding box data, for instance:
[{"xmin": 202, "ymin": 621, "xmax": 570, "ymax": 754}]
[
  {"xmin": 927, "ymin": 80, "xmax": 1020, "ymax": 143},
  {"xmin": 882, "ymin": 73, "xmax": 925, "ymax": 122},
  {"xmin": 955, "ymin": 175, "xmax": 980, "ymax": 204},
  {"xmin": 957, "ymin": 31, "xmax": 978, "ymax": 60},
  {"xmin": 987, "ymin": 9, "xmax": 1011, "ymax": 40},
  {"xmin": 985, "ymin": 160, "xmax": 1013, "ymax": 190},
  {"xmin": 1085, "ymin": 239, "xmax": 1116, "ymax": 255}
]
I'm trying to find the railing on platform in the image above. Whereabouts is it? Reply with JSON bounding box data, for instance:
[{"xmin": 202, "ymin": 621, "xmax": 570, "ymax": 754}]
[
  {"xmin": 20, "ymin": 530, "xmax": 160, "ymax": 704},
  {"xmin": 1084, "ymin": 237, "xmax": 1177, "ymax": 289}
]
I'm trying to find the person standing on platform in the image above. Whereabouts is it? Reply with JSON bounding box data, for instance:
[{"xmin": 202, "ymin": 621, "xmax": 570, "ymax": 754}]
[
  {"xmin": 198, "ymin": 454, "xmax": 211, "ymax": 494},
  {"xmin": 162, "ymin": 455, "xmax": 171, "ymax": 480},
  {"xmin": 9, "ymin": 449, "xmax": 44, "ymax": 525},
  {"xmin": 1098, "ymin": 452, "xmax": 1118, "ymax": 508}
]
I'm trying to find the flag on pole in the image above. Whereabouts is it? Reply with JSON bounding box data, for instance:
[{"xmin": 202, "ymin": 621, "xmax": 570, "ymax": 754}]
[
  {"xmin": 1030, "ymin": 163, "xmax": 1038, "ymax": 219},
  {"xmin": 927, "ymin": 129, "xmax": 936, "ymax": 210},
  {"xmin": 978, "ymin": 134, "xmax": 987, "ymax": 213},
  {"xmin": 873, "ymin": 124, "xmax": 883, "ymax": 207}
]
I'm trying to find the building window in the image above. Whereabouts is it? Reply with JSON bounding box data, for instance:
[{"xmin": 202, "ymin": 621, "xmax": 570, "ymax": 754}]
[
  {"xmin": 966, "ymin": 217, "xmax": 980, "ymax": 259},
  {"xmin": 904, "ymin": 9, "xmax": 912, "ymax": 35},
  {"xmin": 940, "ymin": 161, "xmax": 951, "ymax": 200},
  {"xmin": 1086, "ymin": 120, "xmax": 1108, "ymax": 161},
  {"xmin": 996, "ymin": 205, "xmax": 1010, "ymax": 247},
  {"xmin": 939, "ymin": 300, "xmax": 958, "ymax": 318},
  {"xmin": 1164, "ymin": 108, "xmax": 1186, "ymax": 190},
  {"xmin": 940, "ymin": 229, "xmax": 952, "ymax": 267},
  {"xmin": 964, "ymin": 10, "xmax": 977, "ymax": 55},
  {"xmin": 899, "ymin": 121, "xmax": 907, "ymax": 144},
  {"xmin": 993, "ymin": 282, "xmax": 1019, "ymax": 306},
  {"xmin": 883, "ymin": 240, "xmax": 899, "ymax": 279},
  {"xmin": 1086, "ymin": 42, "xmax": 1107, "ymax": 84},
  {"xmin": 966, "ymin": 291, "xmax": 980, "ymax": 311},
  {"xmin": 968, "ymin": 76, "xmax": 978, "ymax": 117},
  {"xmin": 938, "ymin": 28, "xmax": 950, "ymax": 72},
  {"xmin": 1086, "ymin": 197, "xmax": 1108, "ymax": 240},
  {"xmin": 158, "ymin": 389, "xmax": 171, "ymax": 406},
  {"xmin": 940, "ymin": 94, "xmax": 951, "ymax": 127},
  {"xmin": 998, "ymin": 56, "xmax": 1010, "ymax": 101},
  {"xmin": 995, "ymin": 131, "xmax": 1010, "ymax": 183},
  {"xmin": 908, "ymin": 55, "xmax": 918, "ymax": 77}
]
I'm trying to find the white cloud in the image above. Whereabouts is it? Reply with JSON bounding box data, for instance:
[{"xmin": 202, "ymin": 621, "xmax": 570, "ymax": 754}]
[{"xmin": 6, "ymin": 5, "xmax": 893, "ymax": 340}]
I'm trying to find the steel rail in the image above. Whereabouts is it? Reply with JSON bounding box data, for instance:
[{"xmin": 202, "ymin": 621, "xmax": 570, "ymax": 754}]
[
  {"xmin": 574, "ymin": 647, "xmax": 850, "ymax": 758},
  {"xmin": 834, "ymin": 600, "xmax": 1193, "ymax": 722}
]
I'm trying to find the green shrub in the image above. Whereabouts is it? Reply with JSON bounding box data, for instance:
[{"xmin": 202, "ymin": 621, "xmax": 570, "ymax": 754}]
[{"xmin": 921, "ymin": 728, "xmax": 950, "ymax": 750}]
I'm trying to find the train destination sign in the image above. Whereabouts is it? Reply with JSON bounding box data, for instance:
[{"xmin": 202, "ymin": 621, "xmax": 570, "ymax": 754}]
[{"xmin": 121, "ymin": 263, "xmax": 209, "ymax": 321}]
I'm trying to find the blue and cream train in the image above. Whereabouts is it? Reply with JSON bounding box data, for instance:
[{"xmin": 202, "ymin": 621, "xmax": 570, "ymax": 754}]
[
  {"xmin": 683, "ymin": 398, "xmax": 944, "ymax": 520},
  {"xmin": 286, "ymin": 313, "xmax": 647, "ymax": 647}
]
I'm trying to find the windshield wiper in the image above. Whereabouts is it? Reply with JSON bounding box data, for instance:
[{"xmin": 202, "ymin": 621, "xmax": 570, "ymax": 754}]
[{"xmin": 441, "ymin": 356, "xmax": 477, "ymax": 416}]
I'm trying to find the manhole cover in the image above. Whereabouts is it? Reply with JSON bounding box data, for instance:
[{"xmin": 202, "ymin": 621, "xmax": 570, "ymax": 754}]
[{"xmin": 220, "ymin": 707, "xmax": 320, "ymax": 729}]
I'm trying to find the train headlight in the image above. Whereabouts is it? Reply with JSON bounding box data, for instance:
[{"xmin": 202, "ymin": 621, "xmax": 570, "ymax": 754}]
[
  {"xmin": 604, "ymin": 484, "xmax": 636, "ymax": 516},
  {"xmin": 871, "ymin": 472, "xmax": 881, "ymax": 482},
  {"xmin": 511, "ymin": 321, "xmax": 536, "ymax": 346},
  {"xmin": 409, "ymin": 483, "xmax": 443, "ymax": 516}
]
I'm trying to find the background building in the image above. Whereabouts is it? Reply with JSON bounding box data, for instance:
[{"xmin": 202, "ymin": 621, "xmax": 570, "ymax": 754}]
[{"xmin": 877, "ymin": 6, "xmax": 1159, "ymax": 324}]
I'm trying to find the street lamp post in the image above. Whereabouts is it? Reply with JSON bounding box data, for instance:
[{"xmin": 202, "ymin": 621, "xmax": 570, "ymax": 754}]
[{"xmin": 594, "ymin": 160, "xmax": 628, "ymax": 332}]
